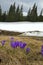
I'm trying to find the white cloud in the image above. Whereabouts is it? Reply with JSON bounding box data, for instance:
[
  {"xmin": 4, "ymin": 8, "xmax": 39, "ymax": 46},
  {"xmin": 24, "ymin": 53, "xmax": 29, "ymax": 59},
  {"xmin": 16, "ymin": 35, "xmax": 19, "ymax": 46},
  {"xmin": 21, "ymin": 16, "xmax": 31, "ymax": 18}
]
[{"xmin": 23, "ymin": 12, "xmax": 27, "ymax": 16}]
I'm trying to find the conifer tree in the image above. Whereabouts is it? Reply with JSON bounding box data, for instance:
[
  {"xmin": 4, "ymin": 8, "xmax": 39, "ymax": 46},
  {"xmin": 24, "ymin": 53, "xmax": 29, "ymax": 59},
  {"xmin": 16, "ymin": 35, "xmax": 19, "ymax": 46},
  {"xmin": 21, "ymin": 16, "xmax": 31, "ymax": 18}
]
[{"xmin": 0, "ymin": 5, "xmax": 2, "ymax": 21}]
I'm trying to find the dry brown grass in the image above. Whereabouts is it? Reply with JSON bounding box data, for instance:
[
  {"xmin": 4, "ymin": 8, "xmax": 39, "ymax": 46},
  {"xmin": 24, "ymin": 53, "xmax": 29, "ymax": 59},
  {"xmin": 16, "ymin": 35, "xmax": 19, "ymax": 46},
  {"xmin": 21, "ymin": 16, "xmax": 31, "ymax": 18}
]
[{"xmin": 0, "ymin": 35, "xmax": 43, "ymax": 65}]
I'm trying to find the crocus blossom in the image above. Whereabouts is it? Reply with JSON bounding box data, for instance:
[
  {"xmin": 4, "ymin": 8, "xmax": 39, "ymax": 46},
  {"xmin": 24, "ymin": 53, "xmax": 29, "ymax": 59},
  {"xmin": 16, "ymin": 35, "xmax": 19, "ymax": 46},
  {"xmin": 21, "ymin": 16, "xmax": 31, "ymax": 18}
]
[
  {"xmin": 26, "ymin": 48, "xmax": 30, "ymax": 53},
  {"xmin": 10, "ymin": 40, "xmax": 27, "ymax": 49},
  {"xmin": 1, "ymin": 40, "xmax": 6, "ymax": 46},
  {"xmin": 10, "ymin": 41, "xmax": 16, "ymax": 48},
  {"xmin": 41, "ymin": 45, "xmax": 43, "ymax": 55},
  {"xmin": 15, "ymin": 41, "xmax": 19, "ymax": 47},
  {"xmin": 19, "ymin": 41, "xmax": 26, "ymax": 48},
  {"xmin": 10, "ymin": 37, "xmax": 14, "ymax": 41}
]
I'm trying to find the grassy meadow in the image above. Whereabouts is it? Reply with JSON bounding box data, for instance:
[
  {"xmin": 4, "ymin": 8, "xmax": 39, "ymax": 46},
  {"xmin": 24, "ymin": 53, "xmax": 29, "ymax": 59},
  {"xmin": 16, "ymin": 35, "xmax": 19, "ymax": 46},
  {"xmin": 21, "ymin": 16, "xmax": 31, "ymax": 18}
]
[{"xmin": 0, "ymin": 35, "xmax": 43, "ymax": 65}]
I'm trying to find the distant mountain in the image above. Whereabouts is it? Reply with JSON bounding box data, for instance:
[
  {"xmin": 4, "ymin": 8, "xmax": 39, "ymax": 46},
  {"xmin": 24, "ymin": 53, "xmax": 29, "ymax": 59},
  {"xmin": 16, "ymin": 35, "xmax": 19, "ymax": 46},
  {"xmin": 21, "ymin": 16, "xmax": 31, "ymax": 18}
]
[{"xmin": 0, "ymin": 29, "xmax": 22, "ymax": 36}]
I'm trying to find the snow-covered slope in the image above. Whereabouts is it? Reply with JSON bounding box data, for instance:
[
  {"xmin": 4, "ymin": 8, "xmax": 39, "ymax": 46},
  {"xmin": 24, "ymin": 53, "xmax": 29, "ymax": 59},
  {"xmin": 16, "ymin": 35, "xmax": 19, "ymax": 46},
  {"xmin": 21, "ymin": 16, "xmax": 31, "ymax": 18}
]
[{"xmin": 20, "ymin": 31, "xmax": 43, "ymax": 37}]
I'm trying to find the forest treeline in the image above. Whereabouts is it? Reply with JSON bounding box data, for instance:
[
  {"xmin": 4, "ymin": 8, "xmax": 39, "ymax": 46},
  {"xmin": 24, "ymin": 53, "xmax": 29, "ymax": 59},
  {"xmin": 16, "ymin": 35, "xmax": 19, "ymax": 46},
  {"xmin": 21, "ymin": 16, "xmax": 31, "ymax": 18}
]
[{"xmin": 0, "ymin": 3, "xmax": 43, "ymax": 22}]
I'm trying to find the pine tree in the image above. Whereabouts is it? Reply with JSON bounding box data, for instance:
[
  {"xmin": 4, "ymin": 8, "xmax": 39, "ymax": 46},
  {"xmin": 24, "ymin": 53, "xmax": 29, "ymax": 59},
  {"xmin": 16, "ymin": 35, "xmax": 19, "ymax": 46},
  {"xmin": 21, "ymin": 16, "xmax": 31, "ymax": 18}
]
[
  {"xmin": 27, "ymin": 8, "xmax": 31, "ymax": 21},
  {"xmin": 0, "ymin": 5, "xmax": 2, "ymax": 21},
  {"xmin": 7, "ymin": 5, "xmax": 13, "ymax": 21},
  {"xmin": 39, "ymin": 9, "xmax": 43, "ymax": 21},
  {"xmin": 27, "ymin": 3, "xmax": 38, "ymax": 22},
  {"xmin": 30, "ymin": 3, "xmax": 37, "ymax": 21},
  {"xmin": 2, "ymin": 11, "xmax": 6, "ymax": 22},
  {"xmin": 15, "ymin": 5, "xmax": 20, "ymax": 21},
  {"xmin": 12, "ymin": 2, "xmax": 16, "ymax": 21},
  {"xmin": 20, "ymin": 5, "xmax": 23, "ymax": 21}
]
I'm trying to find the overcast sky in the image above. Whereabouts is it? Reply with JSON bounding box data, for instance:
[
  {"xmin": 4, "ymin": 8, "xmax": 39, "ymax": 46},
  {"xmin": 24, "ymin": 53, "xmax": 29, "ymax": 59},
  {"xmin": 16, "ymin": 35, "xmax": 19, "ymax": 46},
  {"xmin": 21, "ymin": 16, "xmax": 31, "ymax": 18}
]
[{"xmin": 0, "ymin": 0, "xmax": 43, "ymax": 15}]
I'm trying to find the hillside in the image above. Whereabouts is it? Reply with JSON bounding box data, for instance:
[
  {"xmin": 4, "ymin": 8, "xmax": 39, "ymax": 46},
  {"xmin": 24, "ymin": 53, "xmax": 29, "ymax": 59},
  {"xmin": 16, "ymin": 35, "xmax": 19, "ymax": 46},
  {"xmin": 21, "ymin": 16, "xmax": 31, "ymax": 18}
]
[
  {"xmin": 0, "ymin": 35, "xmax": 43, "ymax": 65},
  {"xmin": 0, "ymin": 29, "xmax": 22, "ymax": 36}
]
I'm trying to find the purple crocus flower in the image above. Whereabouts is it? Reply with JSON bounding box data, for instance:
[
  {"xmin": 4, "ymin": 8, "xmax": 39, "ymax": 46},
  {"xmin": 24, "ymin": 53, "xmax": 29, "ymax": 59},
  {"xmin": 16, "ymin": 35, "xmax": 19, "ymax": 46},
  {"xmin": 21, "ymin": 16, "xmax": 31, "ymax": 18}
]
[
  {"xmin": 20, "ymin": 43, "xmax": 24, "ymax": 48},
  {"xmin": 10, "ymin": 40, "xmax": 27, "ymax": 49},
  {"xmin": 41, "ymin": 45, "xmax": 43, "ymax": 56},
  {"xmin": 19, "ymin": 41, "xmax": 26, "ymax": 48},
  {"xmin": 1, "ymin": 40, "xmax": 6, "ymax": 46},
  {"xmin": 26, "ymin": 48, "xmax": 30, "ymax": 53},
  {"xmin": 19, "ymin": 41, "xmax": 23, "ymax": 48},
  {"xmin": 41, "ymin": 50, "xmax": 43, "ymax": 55},
  {"xmin": 41, "ymin": 45, "xmax": 43, "ymax": 49},
  {"xmin": 15, "ymin": 41, "xmax": 19, "ymax": 47},
  {"xmin": 23, "ymin": 42, "xmax": 27, "ymax": 47},
  {"xmin": 10, "ymin": 37, "xmax": 14, "ymax": 41},
  {"xmin": 10, "ymin": 41, "xmax": 16, "ymax": 48},
  {"xmin": 10, "ymin": 41, "xmax": 19, "ymax": 48}
]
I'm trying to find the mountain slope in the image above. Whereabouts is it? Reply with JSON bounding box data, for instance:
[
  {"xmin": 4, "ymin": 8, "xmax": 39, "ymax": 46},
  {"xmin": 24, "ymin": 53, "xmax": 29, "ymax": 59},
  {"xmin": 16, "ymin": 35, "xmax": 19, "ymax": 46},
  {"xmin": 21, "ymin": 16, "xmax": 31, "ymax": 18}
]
[
  {"xmin": 0, "ymin": 29, "xmax": 22, "ymax": 36},
  {"xmin": 0, "ymin": 36, "xmax": 43, "ymax": 65}
]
